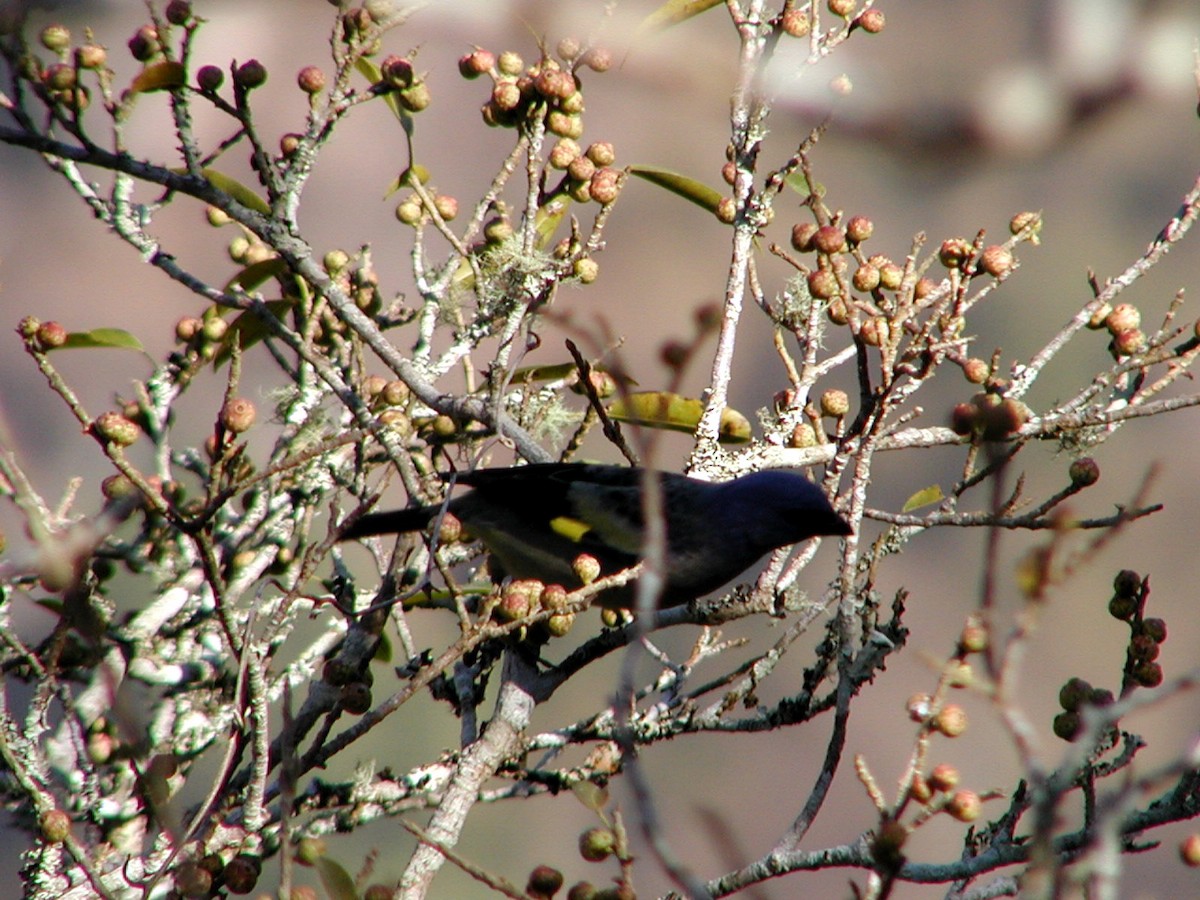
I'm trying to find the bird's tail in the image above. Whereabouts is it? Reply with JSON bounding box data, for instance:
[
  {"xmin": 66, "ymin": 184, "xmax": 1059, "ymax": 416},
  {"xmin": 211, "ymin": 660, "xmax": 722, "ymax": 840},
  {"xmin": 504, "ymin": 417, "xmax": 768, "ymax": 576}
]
[{"xmin": 341, "ymin": 505, "xmax": 437, "ymax": 539}]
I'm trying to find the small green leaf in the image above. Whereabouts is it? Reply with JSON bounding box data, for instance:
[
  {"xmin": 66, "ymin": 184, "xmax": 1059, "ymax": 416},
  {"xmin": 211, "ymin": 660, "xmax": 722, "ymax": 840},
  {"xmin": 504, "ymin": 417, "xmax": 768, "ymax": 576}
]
[
  {"xmin": 130, "ymin": 61, "xmax": 186, "ymax": 94},
  {"xmin": 356, "ymin": 56, "xmax": 412, "ymax": 130},
  {"xmin": 627, "ymin": 165, "xmax": 722, "ymax": 214},
  {"xmin": 374, "ymin": 632, "xmax": 393, "ymax": 664},
  {"xmin": 534, "ymin": 199, "xmax": 570, "ymax": 248},
  {"xmin": 177, "ymin": 168, "xmax": 270, "ymax": 215},
  {"xmin": 61, "ymin": 328, "xmax": 145, "ymax": 351},
  {"xmin": 784, "ymin": 169, "xmax": 823, "ymax": 199},
  {"xmin": 211, "ymin": 298, "xmax": 295, "ymax": 366},
  {"xmin": 902, "ymin": 485, "xmax": 944, "ymax": 513},
  {"xmin": 608, "ymin": 391, "xmax": 751, "ymax": 443},
  {"xmin": 637, "ymin": 0, "xmax": 724, "ymax": 33},
  {"xmin": 383, "ymin": 164, "xmax": 431, "ymax": 199},
  {"xmin": 313, "ymin": 857, "xmax": 358, "ymax": 900},
  {"xmin": 572, "ymin": 781, "xmax": 609, "ymax": 812},
  {"xmin": 224, "ymin": 257, "xmax": 287, "ymax": 293}
]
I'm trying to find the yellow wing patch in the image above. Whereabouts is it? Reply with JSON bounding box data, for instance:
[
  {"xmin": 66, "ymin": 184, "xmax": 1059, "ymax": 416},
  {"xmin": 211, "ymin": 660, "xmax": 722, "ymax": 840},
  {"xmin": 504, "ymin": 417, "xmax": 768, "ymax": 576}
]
[{"xmin": 550, "ymin": 516, "xmax": 592, "ymax": 543}]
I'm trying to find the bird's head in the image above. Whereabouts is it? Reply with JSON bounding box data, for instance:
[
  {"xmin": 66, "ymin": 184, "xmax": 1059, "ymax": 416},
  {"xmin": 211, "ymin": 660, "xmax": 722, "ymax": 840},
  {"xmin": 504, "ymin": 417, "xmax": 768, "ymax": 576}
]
[{"xmin": 712, "ymin": 470, "xmax": 851, "ymax": 550}]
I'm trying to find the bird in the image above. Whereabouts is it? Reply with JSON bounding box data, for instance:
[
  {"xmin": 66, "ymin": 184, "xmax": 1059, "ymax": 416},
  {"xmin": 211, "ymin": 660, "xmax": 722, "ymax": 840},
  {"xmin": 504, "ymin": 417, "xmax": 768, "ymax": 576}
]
[{"xmin": 341, "ymin": 463, "xmax": 851, "ymax": 608}]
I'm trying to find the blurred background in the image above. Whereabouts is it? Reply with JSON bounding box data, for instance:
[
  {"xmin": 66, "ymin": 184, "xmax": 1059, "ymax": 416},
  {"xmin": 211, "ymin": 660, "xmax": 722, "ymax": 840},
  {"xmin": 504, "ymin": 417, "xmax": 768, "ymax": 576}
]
[{"xmin": 2, "ymin": 0, "xmax": 1200, "ymax": 897}]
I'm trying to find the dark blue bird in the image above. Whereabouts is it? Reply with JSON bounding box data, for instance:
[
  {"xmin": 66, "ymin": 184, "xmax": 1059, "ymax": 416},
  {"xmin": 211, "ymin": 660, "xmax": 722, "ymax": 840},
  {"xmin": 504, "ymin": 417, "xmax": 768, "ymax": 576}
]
[{"xmin": 342, "ymin": 463, "xmax": 851, "ymax": 608}]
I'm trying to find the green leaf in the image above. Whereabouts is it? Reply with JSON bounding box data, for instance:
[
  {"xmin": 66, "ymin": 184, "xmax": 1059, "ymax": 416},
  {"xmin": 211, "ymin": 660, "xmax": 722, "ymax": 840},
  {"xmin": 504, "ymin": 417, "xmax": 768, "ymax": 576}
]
[
  {"xmin": 313, "ymin": 857, "xmax": 358, "ymax": 900},
  {"xmin": 608, "ymin": 391, "xmax": 751, "ymax": 443},
  {"xmin": 374, "ymin": 632, "xmax": 393, "ymax": 664},
  {"xmin": 902, "ymin": 484, "xmax": 944, "ymax": 513},
  {"xmin": 224, "ymin": 257, "xmax": 287, "ymax": 293},
  {"xmin": 211, "ymin": 298, "xmax": 295, "ymax": 366},
  {"xmin": 177, "ymin": 168, "xmax": 270, "ymax": 215},
  {"xmin": 627, "ymin": 165, "xmax": 722, "ymax": 214},
  {"xmin": 356, "ymin": 56, "xmax": 412, "ymax": 131},
  {"xmin": 383, "ymin": 164, "xmax": 431, "ymax": 199},
  {"xmin": 637, "ymin": 0, "xmax": 724, "ymax": 33},
  {"xmin": 572, "ymin": 781, "xmax": 609, "ymax": 812},
  {"xmin": 61, "ymin": 328, "xmax": 145, "ymax": 351},
  {"xmin": 130, "ymin": 61, "xmax": 186, "ymax": 94},
  {"xmin": 534, "ymin": 198, "xmax": 570, "ymax": 248}
]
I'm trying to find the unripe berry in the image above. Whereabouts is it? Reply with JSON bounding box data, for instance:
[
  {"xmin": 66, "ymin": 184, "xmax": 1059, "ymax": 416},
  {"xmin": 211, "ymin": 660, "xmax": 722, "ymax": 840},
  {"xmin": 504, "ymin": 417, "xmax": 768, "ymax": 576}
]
[
  {"xmin": 549, "ymin": 138, "xmax": 581, "ymax": 168},
  {"xmin": 1009, "ymin": 210, "xmax": 1043, "ymax": 243},
  {"xmin": 791, "ymin": 222, "xmax": 818, "ymax": 252},
  {"xmin": 586, "ymin": 141, "xmax": 616, "ymax": 166},
  {"xmin": 820, "ymin": 389, "xmax": 850, "ymax": 417},
  {"xmin": 1068, "ymin": 457, "xmax": 1099, "ymax": 487},
  {"xmin": 165, "ymin": 1, "xmax": 192, "ymax": 26},
  {"xmin": 573, "ymin": 553, "xmax": 601, "ymax": 585},
  {"xmin": 828, "ymin": 0, "xmax": 856, "ymax": 18},
  {"xmin": 1053, "ymin": 710, "xmax": 1082, "ymax": 742},
  {"xmin": 947, "ymin": 790, "xmax": 981, "ymax": 822},
  {"xmin": 43, "ymin": 63, "xmax": 76, "ymax": 90},
  {"xmin": 851, "ymin": 264, "xmax": 880, "ymax": 292},
  {"xmin": 433, "ymin": 195, "xmax": 459, "ymax": 220},
  {"xmin": 528, "ymin": 865, "xmax": 565, "ymax": 896},
  {"xmin": 484, "ymin": 216, "xmax": 514, "ymax": 243},
  {"xmin": 1180, "ymin": 834, "xmax": 1200, "ymax": 867},
  {"xmin": 959, "ymin": 618, "xmax": 988, "ymax": 653},
  {"xmin": 1131, "ymin": 660, "xmax": 1163, "ymax": 688},
  {"xmin": 497, "ymin": 50, "xmax": 524, "ymax": 76},
  {"xmin": 979, "ymin": 245, "xmax": 1014, "ymax": 277},
  {"xmin": 395, "ymin": 198, "xmax": 423, "ymax": 225},
  {"xmin": 807, "ymin": 269, "xmax": 838, "ymax": 300},
  {"xmin": 859, "ymin": 316, "xmax": 888, "ymax": 347},
  {"xmin": 906, "ymin": 693, "xmax": 933, "ymax": 722},
  {"xmin": 94, "ymin": 412, "xmax": 140, "ymax": 447},
  {"xmin": 573, "ymin": 258, "xmax": 599, "ymax": 283},
  {"xmin": 589, "ymin": 167, "xmax": 621, "ymax": 205},
  {"xmin": 878, "ymin": 263, "xmax": 904, "ymax": 291},
  {"xmin": 579, "ymin": 827, "xmax": 616, "ymax": 862},
  {"xmin": 76, "ymin": 44, "xmax": 107, "ymax": 70},
  {"xmin": 297, "ymin": 65, "xmax": 325, "ymax": 94},
  {"xmin": 128, "ymin": 25, "xmax": 158, "ymax": 62},
  {"xmin": 567, "ymin": 155, "xmax": 596, "ymax": 182},
  {"xmin": 222, "ymin": 855, "xmax": 261, "ymax": 894},
  {"xmin": 1058, "ymin": 676, "xmax": 1092, "ymax": 711},
  {"xmin": 219, "ymin": 397, "xmax": 256, "ymax": 433},
  {"xmin": 1104, "ymin": 303, "xmax": 1140, "ymax": 335},
  {"xmin": 399, "ymin": 81, "xmax": 431, "ymax": 112},
  {"xmin": 39, "ymin": 809, "xmax": 71, "ymax": 843},
  {"xmin": 497, "ymin": 580, "xmax": 540, "ymax": 621},
  {"xmin": 845, "ymin": 215, "xmax": 873, "ymax": 244},
  {"xmin": 934, "ymin": 704, "xmax": 968, "ymax": 737},
  {"xmin": 813, "ymin": 225, "xmax": 846, "ymax": 255},
  {"xmin": 580, "ymin": 46, "xmax": 612, "ymax": 72},
  {"xmin": 35, "ymin": 321, "xmax": 67, "ymax": 349},
  {"xmin": 323, "ymin": 248, "xmax": 350, "ymax": 273},
  {"xmin": 1108, "ymin": 594, "xmax": 1137, "ymax": 622},
  {"xmin": 962, "ymin": 358, "xmax": 989, "ymax": 384},
  {"xmin": 928, "ymin": 763, "xmax": 959, "ymax": 792},
  {"xmin": 196, "ymin": 64, "xmax": 224, "ymax": 91},
  {"xmin": 234, "ymin": 59, "xmax": 267, "ymax": 90},
  {"xmin": 856, "ymin": 8, "xmax": 885, "ymax": 33},
  {"xmin": 40, "ymin": 24, "xmax": 71, "ymax": 52},
  {"xmin": 491, "ymin": 80, "xmax": 522, "ymax": 111},
  {"xmin": 458, "ymin": 49, "xmax": 494, "ymax": 78},
  {"xmin": 938, "ymin": 238, "xmax": 971, "ymax": 269},
  {"xmin": 1113, "ymin": 569, "xmax": 1141, "ymax": 599},
  {"xmin": 547, "ymin": 612, "xmax": 575, "ymax": 637},
  {"xmin": 340, "ymin": 680, "xmax": 373, "ymax": 714},
  {"xmin": 789, "ymin": 422, "xmax": 818, "ymax": 448},
  {"xmin": 380, "ymin": 54, "xmax": 414, "ymax": 87},
  {"xmin": 781, "ymin": 9, "xmax": 811, "ymax": 37},
  {"xmin": 202, "ymin": 317, "xmax": 228, "ymax": 342},
  {"xmin": 1141, "ymin": 617, "xmax": 1167, "ymax": 643}
]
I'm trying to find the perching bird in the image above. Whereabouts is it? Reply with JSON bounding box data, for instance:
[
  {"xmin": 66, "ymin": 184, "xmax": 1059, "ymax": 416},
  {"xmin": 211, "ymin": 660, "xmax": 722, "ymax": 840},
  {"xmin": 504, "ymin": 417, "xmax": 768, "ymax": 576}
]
[{"xmin": 342, "ymin": 463, "xmax": 851, "ymax": 608}]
